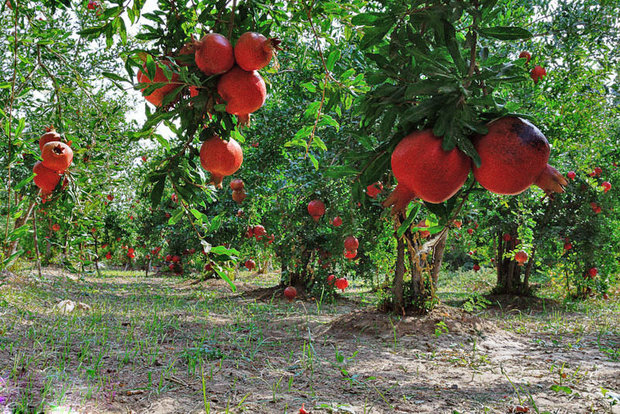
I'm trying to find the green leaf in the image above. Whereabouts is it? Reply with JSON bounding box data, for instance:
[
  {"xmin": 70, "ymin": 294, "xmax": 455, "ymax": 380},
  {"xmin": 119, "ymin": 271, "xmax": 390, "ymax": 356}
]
[
  {"xmin": 326, "ymin": 50, "xmax": 340, "ymax": 72},
  {"xmin": 214, "ymin": 267, "xmax": 236, "ymax": 292},
  {"xmin": 14, "ymin": 173, "xmax": 34, "ymax": 190},
  {"xmin": 168, "ymin": 209, "xmax": 184, "ymax": 225},
  {"xmin": 477, "ymin": 26, "xmax": 533, "ymax": 40},
  {"xmin": 550, "ymin": 385, "xmax": 573, "ymax": 395},
  {"xmin": 102, "ymin": 72, "xmax": 129, "ymax": 82},
  {"xmin": 443, "ymin": 20, "xmax": 467, "ymax": 75},
  {"xmin": 397, "ymin": 204, "xmax": 421, "ymax": 238},
  {"xmin": 150, "ymin": 175, "xmax": 166, "ymax": 207}
]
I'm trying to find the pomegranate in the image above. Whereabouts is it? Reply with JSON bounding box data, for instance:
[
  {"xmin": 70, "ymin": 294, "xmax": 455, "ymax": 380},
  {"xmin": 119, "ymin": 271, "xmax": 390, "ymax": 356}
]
[
  {"xmin": 107, "ymin": 194, "xmax": 114, "ymax": 201},
  {"xmin": 232, "ymin": 190, "xmax": 247, "ymax": 204},
  {"xmin": 344, "ymin": 236, "xmax": 359, "ymax": 251},
  {"xmin": 453, "ymin": 220, "xmax": 462, "ymax": 229},
  {"xmin": 563, "ymin": 242, "xmax": 572, "ymax": 250},
  {"xmin": 253, "ymin": 225, "xmax": 266, "ymax": 237},
  {"xmin": 594, "ymin": 167, "xmax": 603, "ymax": 176},
  {"xmin": 502, "ymin": 233, "xmax": 512, "ymax": 242},
  {"xmin": 171, "ymin": 193, "xmax": 178, "ymax": 202},
  {"xmin": 417, "ymin": 221, "xmax": 430, "ymax": 238},
  {"xmin": 344, "ymin": 249, "xmax": 357, "ymax": 259},
  {"xmin": 518, "ymin": 51, "xmax": 531, "ymax": 63},
  {"xmin": 33, "ymin": 161, "xmax": 60, "ymax": 194},
  {"xmin": 284, "ymin": 286, "xmax": 297, "ymax": 302},
  {"xmin": 105, "ymin": 251, "xmax": 112, "ymax": 260},
  {"xmin": 384, "ymin": 129, "xmax": 471, "ymax": 211},
  {"xmin": 307, "ymin": 199, "xmax": 325, "ymax": 221},
  {"xmin": 327, "ymin": 274, "xmax": 335, "ymax": 285},
  {"xmin": 39, "ymin": 126, "xmax": 62, "ymax": 151},
  {"xmin": 473, "ymin": 264, "xmax": 481, "ymax": 272},
  {"xmin": 194, "ymin": 33, "xmax": 234, "ymax": 76},
  {"xmin": 331, "ymin": 216, "xmax": 342, "ymax": 227},
  {"xmin": 172, "ymin": 255, "xmax": 181, "ymax": 263},
  {"xmin": 217, "ymin": 66, "xmax": 266, "ymax": 125},
  {"xmin": 473, "ymin": 117, "xmax": 566, "ymax": 195},
  {"xmin": 136, "ymin": 62, "xmax": 181, "ymax": 107},
  {"xmin": 199, "ymin": 135, "xmax": 243, "ymax": 188},
  {"xmin": 335, "ymin": 278, "xmax": 349, "ymax": 291},
  {"xmin": 602, "ymin": 181, "xmax": 611, "ymax": 193},
  {"xmin": 366, "ymin": 182, "xmax": 383, "ymax": 199},
  {"xmin": 41, "ymin": 142, "xmax": 73, "ymax": 173},
  {"xmin": 245, "ymin": 259, "xmax": 256, "ymax": 271},
  {"xmin": 531, "ymin": 65, "xmax": 547, "ymax": 83},
  {"xmin": 567, "ymin": 171, "xmax": 576, "ymax": 180},
  {"xmin": 52, "ymin": 223, "xmax": 60, "ymax": 231},
  {"xmin": 590, "ymin": 202, "xmax": 602, "ymax": 214},
  {"xmin": 588, "ymin": 267, "xmax": 598, "ymax": 278},
  {"xmin": 234, "ymin": 32, "xmax": 281, "ymax": 71},
  {"xmin": 467, "ymin": 228, "xmax": 474, "ymax": 235},
  {"xmin": 230, "ymin": 179, "xmax": 245, "ymax": 191},
  {"xmin": 514, "ymin": 250, "xmax": 528, "ymax": 265}
]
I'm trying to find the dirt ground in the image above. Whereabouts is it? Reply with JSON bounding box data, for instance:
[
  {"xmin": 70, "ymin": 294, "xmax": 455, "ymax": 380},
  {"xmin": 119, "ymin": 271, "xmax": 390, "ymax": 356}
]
[{"xmin": 0, "ymin": 268, "xmax": 618, "ymax": 413}]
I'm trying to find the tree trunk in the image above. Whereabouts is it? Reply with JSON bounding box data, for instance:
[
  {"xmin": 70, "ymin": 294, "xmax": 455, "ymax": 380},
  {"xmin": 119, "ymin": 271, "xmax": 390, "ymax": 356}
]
[
  {"xmin": 430, "ymin": 230, "xmax": 448, "ymax": 290},
  {"xmin": 494, "ymin": 231, "xmax": 529, "ymax": 295},
  {"xmin": 8, "ymin": 200, "xmax": 36, "ymax": 256},
  {"xmin": 391, "ymin": 236, "xmax": 406, "ymax": 315}
]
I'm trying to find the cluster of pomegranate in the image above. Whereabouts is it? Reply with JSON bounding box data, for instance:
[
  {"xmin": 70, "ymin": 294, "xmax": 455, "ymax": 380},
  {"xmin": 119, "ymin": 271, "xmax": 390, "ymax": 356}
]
[
  {"xmin": 33, "ymin": 126, "xmax": 73, "ymax": 198},
  {"xmin": 344, "ymin": 236, "xmax": 358, "ymax": 259},
  {"xmin": 138, "ymin": 31, "xmax": 278, "ymax": 126},
  {"xmin": 230, "ymin": 179, "xmax": 246, "ymax": 204},
  {"xmin": 519, "ymin": 51, "xmax": 547, "ymax": 83},
  {"xmin": 244, "ymin": 224, "xmax": 274, "ymax": 244},
  {"xmin": 384, "ymin": 117, "xmax": 567, "ymax": 212}
]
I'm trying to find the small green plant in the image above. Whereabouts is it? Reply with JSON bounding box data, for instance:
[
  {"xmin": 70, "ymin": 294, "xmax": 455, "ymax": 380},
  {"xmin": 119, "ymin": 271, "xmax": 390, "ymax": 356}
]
[{"xmin": 434, "ymin": 321, "xmax": 449, "ymax": 337}]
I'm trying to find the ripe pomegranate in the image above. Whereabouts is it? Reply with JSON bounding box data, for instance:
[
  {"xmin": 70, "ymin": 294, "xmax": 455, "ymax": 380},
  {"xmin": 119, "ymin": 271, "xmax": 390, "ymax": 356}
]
[
  {"xmin": 453, "ymin": 220, "xmax": 462, "ymax": 229},
  {"xmin": 199, "ymin": 135, "xmax": 243, "ymax": 188},
  {"xmin": 105, "ymin": 251, "xmax": 112, "ymax": 260},
  {"xmin": 518, "ymin": 51, "xmax": 531, "ymax": 63},
  {"xmin": 366, "ymin": 182, "xmax": 383, "ymax": 199},
  {"xmin": 473, "ymin": 117, "xmax": 566, "ymax": 195},
  {"xmin": 384, "ymin": 129, "xmax": 471, "ymax": 211},
  {"xmin": 335, "ymin": 278, "xmax": 349, "ymax": 291},
  {"xmin": 284, "ymin": 286, "xmax": 297, "ymax": 302},
  {"xmin": 41, "ymin": 142, "xmax": 73, "ymax": 173},
  {"xmin": 307, "ymin": 199, "xmax": 325, "ymax": 221},
  {"xmin": 588, "ymin": 267, "xmax": 598, "ymax": 278},
  {"xmin": 344, "ymin": 249, "xmax": 357, "ymax": 259},
  {"xmin": 253, "ymin": 225, "xmax": 266, "ymax": 237},
  {"xmin": 172, "ymin": 255, "xmax": 181, "ymax": 263},
  {"xmin": 344, "ymin": 236, "xmax": 359, "ymax": 251},
  {"xmin": 217, "ymin": 66, "xmax": 266, "ymax": 126},
  {"xmin": 234, "ymin": 32, "xmax": 281, "ymax": 71},
  {"xmin": 602, "ymin": 181, "xmax": 611, "ymax": 193},
  {"xmin": 563, "ymin": 242, "xmax": 572, "ymax": 250},
  {"xmin": 473, "ymin": 264, "xmax": 481, "ymax": 272},
  {"xmin": 230, "ymin": 179, "xmax": 245, "ymax": 191},
  {"xmin": 52, "ymin": 223, "xmax": 60, "ymax": 231},
  {"xmin": 33, "ymin": 161, "xmax": 60, "ymax": 194},
  {"xmin": 245, "ymin": 259, "xmax": 256, "ymax": 271},
  {"xmin": 171, "ymin": 193, "xmax": 178, "ymax": 202},
  {"xmin": 327, "ymin": 274, "xmax": 335, "ymax": 285},
  {"xmin": 136, "ymin": 62, "xmax": 181, "ymax": 107},
  {"xmin": 567, "ymin": 171, "xmax": 576, "ymax": 180},
  {"xmin": 467, "ymin": 228, "xmax": 474, "ymax": 235},
  {"xmin": 232, "ymin": 190, "xmax": 247, "ymax": 204},
  {"xmin": 590, "ymin": 202, "xmax": 602, "ymax": 214},
  {"xmin": 503, "ymin": 233, "xmax": 512, "ymax": 242},
  {"xmin": 514, "ymin": 250, "xmax": 528, "ymax": 265},
  {"xmin": 39, "ymin": 126, "xmax": 62, "ymax": 151},
  {"xmin": 107, "ymin": 194, "xmax": 114, "ymax": 201},
  {"xmin": 531, "ymin": 65, "xmax": 547, "ymax": 83},
  {"xmin": 330, "ymin": 216, "xmax": 342, "ymax": 227},
  {"xmin": 194, "ymin": 33, "xmax": 234, "ymax": 76}
]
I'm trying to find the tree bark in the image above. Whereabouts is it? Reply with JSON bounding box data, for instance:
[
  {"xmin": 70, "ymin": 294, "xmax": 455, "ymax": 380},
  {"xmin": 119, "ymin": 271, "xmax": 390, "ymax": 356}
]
[
  {"xmin": 430, "ymin": 230, "xmax": 448, "ymax": 290},
  {"xmin": 391, "ymin": 236, "xmax": 406, "ymax": 315},
  {"xmin": 8, "ymin": 200, "xmax": 36, "ymax": 256}
]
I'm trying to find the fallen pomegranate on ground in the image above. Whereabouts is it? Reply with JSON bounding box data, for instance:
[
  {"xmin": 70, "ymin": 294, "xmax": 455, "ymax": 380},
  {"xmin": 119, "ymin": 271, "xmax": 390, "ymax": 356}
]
[
  {"xmin": 245, "ymin": 259, "xmax": 256, "ymax": 271},
  {"xmin": 384, "ymin": 129, "xmax": 471, "ymax": 212},
  {"xmin": 284, "ymin": 286, "xmax": 297, "ymax": 302},
  {"xmin": 473, "ymin": 117, "xmax": 566, "ymax": 195}
]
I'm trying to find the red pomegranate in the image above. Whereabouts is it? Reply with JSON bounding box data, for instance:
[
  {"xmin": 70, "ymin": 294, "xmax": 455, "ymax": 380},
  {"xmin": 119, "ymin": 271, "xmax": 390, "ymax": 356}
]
[
  {"xmin": 199, "ymin": 135, "xmax": 243, "ymax": 188},
  {"xmin": 344, "ymin": 236, "xmax": 359, "ymax": 251},
  {"xmin": 467, "ymin": 228, "xmax": 474, "ymax": 235},
  {"xmin": 234, "ymin": 32, "xmax": 281, "ymax": 71},
  {"xmin": 567, "ymin": 171, "xmax": 576, "ymax": 180},
  {"xmin": 473, "ymin": 264, "xmax": 481, "ymax": 272},
  {"xmin": 502, "ymin": 233, "xmax": 512, "ymax": 242},
  {"xmin": 588, "ymin": 267, "xmax": 598, "ymax": 278},
  {"xmin": 52, "ymin": 223, "xmax": 60, "ymax": 231},
  {"xmin": 245, "ymin": 259, "xmax": 256, "ymax": 271},
  {"xmin": 232, "ymin": 190, "xmax": 246, "ymax": 204},
  {"xmin": 283, "ymin": 286, "xmax": 297, "ymax": 302},
  {"xmin": 41, "ymin": 142, "xmax": 73, "ymax": 173},
  {"xmin": 563, "ymin": 242, "xmax": 572, "ymax": 250},
  {"xmin": 307, "ymin": 199, "xmax": 325, "ymax": 221},
  {"xmin": 473, "ymin": 117, "xmax": 566, "ymax": 195},
  {"xmin": 136, "ymin": 62, "xmax": 181, "ymax": 107},
  {"xmin": 366, "ymin": 182, "xmax": 383, "ymax": 199},
  {"xmin": 33, "ymin": 161, "xmax": 60, "ymax": 194},
  {"xmin": 384, "ymin": 130, "xmax": 471, "ymax": 211},
  {"xmin": 327, "ymin": 274, "xmax": 335, "ymax": 285},
  {"xmin": 335, "ymin": 278, "xmax": 349, "ymax": 291},
  {"xmin": 230, "ymin": 179, "xmax": 245, "ymax": 191},
  {"xmin": 344, "ymin": 249, "xmax": 357, "ymax": 259},
  {"xmin": 602, "ymin": 181, "xmax": 611, "ymax": 193},
  {"xmin": 531, "ymin": 65, "xmax": 547, "ymax": 83},
  {"xmin": 217, "ymin": 66, "xmax": 266, "ymax": 125},
  {"xmin": 253, "ymin": 225, "xmax": 266, "ymax": 237},
  {"xmin": 514, "ymin": 250, "xmax": 528, "ymax": 265},
  {"xmin": 39, "ymin": 126, "xmax": 62, "ymax": 151},
  {"xmin": 518, "ymin": 51, "xmax": 531, "ymax": 63},
  {"xmin": 194, "ymin": 33, "xmax": 234, "ymax": 76},
  {"xmin": 331, "ymin": 216, "xmax": 342, "ymax": 227}
]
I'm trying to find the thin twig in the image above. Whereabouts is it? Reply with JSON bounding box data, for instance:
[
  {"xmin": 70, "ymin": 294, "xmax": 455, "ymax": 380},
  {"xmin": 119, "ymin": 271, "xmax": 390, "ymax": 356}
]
[{"xmin": 227, "ymin": 0, "xmax": 237, "ymax": 40}]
